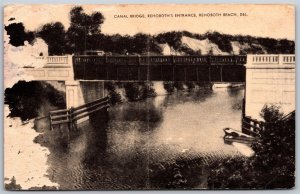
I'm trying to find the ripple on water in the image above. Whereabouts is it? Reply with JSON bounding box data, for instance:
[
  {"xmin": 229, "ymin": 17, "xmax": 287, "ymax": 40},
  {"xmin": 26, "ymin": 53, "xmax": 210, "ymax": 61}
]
[{"xmin": 46, "ymin": 88, "xmax": 248, "ymax": 189}]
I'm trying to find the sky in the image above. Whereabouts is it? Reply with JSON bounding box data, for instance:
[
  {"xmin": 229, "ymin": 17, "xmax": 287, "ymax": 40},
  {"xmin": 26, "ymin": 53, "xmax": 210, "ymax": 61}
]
[{"xmin": 4, "ymin": 4, "xmax": 295, "ymax": 40}]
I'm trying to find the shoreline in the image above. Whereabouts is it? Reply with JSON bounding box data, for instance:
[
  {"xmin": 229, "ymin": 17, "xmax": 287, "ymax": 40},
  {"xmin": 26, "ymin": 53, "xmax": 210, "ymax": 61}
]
[{"xmin": 4, "ymin": 105, "xmax": 59, "ymax": 190}]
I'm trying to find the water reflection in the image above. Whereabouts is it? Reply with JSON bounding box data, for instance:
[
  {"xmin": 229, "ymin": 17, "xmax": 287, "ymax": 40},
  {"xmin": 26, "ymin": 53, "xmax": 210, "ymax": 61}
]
[{"xmin": 46, "ymin": 87, "xmax": 245, "ymax": 189}]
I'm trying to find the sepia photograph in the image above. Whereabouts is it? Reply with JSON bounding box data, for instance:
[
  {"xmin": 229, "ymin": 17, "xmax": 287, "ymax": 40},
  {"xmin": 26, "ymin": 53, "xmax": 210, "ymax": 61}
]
[{"xmin": 3, "ymin": 4, "xmax": 295, "ymax": 190}]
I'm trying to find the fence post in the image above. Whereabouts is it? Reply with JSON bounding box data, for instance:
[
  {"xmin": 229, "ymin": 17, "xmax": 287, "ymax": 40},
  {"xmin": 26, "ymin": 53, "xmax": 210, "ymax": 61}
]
[
  {"xmin": 69, "ymin": 107, "xmax": 74, "ymax": 131},
  {"xmin": 49, "ymin": 114, "xmax": 53, "ymax": 131}
]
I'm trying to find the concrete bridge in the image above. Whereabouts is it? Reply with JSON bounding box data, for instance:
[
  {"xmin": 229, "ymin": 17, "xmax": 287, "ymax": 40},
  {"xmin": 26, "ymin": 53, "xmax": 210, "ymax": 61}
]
[{"xmin": 23, "ymin": 54, "xmax": 295, "ymax": 124}]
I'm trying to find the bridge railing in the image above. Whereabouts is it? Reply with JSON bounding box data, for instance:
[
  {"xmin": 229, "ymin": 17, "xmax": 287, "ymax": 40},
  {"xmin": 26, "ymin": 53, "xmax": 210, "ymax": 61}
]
[
  {"xmin": 73, "ymin": 55, "xmax": 247, "ymax": 65},
  {"xmin": 282, "ymin": 55, "xmax": 295, "ymax": 64},
  {"xmin": 210, "ymin": 55, "xmax": 247, "ymax": 63},
  {"xmin": 173, "ymin": 56, "xmax": 208, "ymax": 63},
  {"xmin": 47, "ymin": 56, "xmax": 69, "ymax": 64},
  {"xmin": 248, "ymin": 54, "xmax": 295, "ymax": 65}
]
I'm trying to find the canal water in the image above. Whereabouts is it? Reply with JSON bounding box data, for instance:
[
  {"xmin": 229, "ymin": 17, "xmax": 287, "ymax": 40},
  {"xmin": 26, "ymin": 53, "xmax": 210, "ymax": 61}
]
[{"xmin": 45, "ymin": 83, "xmax": 247, "ymax": 190}]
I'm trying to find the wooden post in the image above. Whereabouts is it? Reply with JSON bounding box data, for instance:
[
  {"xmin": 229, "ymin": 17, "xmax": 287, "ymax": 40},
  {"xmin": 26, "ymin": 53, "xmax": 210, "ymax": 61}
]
[
  {"xmin": 116, "ymin": 67, "xmax": 119, "ymax": 81},
  {"xmin": 196, "ymin": 67, "xmax": 199, "ymax": 82},
  {"xmin": 138, "ymin": 66, "xmax": 140, "ymax": 81},
  {"xmin": 106, "ymin": 65, "xmax": 109, "ymax": 80},
  {"xmin": 49, "ymin": 114, "xmax": 53, "ymax": 131},
  {"xmin": 173, "ymin": 66, "xmax": 175, "ymax": 81},
  {"xmin": 220, "ymin": 66, "xmax": 223, "ymax": 82},
  {"xmin": 208, "ymin": 66, "xmax": 211, "ymax": 82},
  {"xmin": 160, "ymin": 65, "xmax": 163, "ymax": 80},
  {"xmin": 138, "ymin": 55, "xmax": 141, "ymax": 65},
  {"xmin": 69, "ymin": 107, "xmax": 74, "ymax": 131},
  {"xmin": 127, "ymin": 64, "xmax": 130, "ymax": 80}
]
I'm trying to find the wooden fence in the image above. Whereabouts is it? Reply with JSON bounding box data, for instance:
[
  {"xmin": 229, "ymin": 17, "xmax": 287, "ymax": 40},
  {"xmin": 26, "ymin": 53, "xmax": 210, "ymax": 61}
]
[
  {"xmin": 242, "ymin": 116, "xmax": 265, "ymax": 137},
  {"xmin": 242, "ymin": 110, "xmax": 295, "ymax": 137},
  {"xmin": 49, "ymin": 97, "xmax": 109, "ymax": 131},
  {"xmin": 280, "ymin": 110, "xmax": 295, "ymax": 123}
]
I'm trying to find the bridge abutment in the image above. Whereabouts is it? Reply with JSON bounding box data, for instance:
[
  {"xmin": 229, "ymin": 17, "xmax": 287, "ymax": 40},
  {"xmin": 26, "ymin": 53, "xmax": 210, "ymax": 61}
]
[
  {"xmin": 245, "ymin": 54, "xmax": 295, "ymax": 120},
  {"xmin": 79, "ymin": 81, "xmax": 106, "ymax": 105},
  {"xmin": 65, "ymin": 81, "xmax": 84, "ymax": 109}
]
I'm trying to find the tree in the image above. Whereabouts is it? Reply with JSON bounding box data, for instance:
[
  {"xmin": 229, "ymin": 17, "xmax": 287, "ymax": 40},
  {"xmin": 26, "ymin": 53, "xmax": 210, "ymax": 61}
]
[
  {"xmin": 4, "ymin": 81, "xmax": 66, "ymax": 121},
  {"xmin": 37, "ymin": 22, "xmax": 66, "ymax": 55},
  {"xmin": 155, "ymin": 31, "xmax": 183, "ymax": 50},
  {"xmin": 206, "ymin": 31, "xmax": 233, "ymax": 53},
  {"xmin": 250, "ymin": 105, "xmax": 295, "ymax": 188},
  {"xmin": 133, "ymin": 33, "xmax": 151, "ymax": 54},
  {"xmin": 66, "ymin": 6, "xmax": 105, "ymax": 54},
  {"xmin": 208, "ymin": 105, "xmax": 295, "ymax": 189},
  {"xmin": 4, "ymin": 22, "xmax": 35, "ymax": 47}
]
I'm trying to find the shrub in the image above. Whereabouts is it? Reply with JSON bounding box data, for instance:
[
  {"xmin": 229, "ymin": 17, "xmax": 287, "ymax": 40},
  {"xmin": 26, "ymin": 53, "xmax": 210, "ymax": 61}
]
[
  {"xmin": 5, "ymin": 177, "xmax": 22, "ymax": 190},
  {"xmin": 163, "ymin": 82, "xmax": 175, "ymax": 93},
  {"xmin": 207, "ymin": 105, "xmax": 295, "ymax": 189},
  {"xmin": 5, "ymin": 81, "xmax": 66, "ymax": 121}
]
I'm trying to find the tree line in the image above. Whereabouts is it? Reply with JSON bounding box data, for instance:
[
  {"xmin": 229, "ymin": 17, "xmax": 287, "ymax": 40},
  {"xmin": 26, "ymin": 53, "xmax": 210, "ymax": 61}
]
[{"xmin": 5, "ymin": 6, "xmax": 295, "ymax": 56}]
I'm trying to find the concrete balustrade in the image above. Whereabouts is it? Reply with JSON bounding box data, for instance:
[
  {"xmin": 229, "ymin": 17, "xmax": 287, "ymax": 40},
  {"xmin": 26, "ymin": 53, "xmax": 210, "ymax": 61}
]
[
  {"xmin": 47, "ymin": 56, "xmax": 69, "ymax": 64},
  {"xmin": 245, "ymin": 54, "xmax": 295, "ymax": 120},
  {"xmin": 247, "ymin": 54, "xmax": 295, "ymax": 67}
]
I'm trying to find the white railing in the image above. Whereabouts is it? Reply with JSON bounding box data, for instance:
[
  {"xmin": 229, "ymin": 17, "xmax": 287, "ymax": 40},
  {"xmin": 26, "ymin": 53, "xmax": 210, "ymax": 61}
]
[
  {"xmin": 47, "ymin": 56, "xmax": 69, "ymax": 64},
  {"xmin": 248, "ymin": 54, "xmax": 295, "ymax": 65},
  {"xmin": 251, "ymin": 55, "xmax": 279, "ymax": 64},
  {"xmin": 282, "ymin": 55, "xmax": 295, "ymax": 64}
]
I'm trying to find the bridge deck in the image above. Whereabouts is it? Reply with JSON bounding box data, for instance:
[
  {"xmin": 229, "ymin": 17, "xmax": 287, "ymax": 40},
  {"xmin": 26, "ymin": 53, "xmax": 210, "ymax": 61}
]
[{"xmin": 73, "ymin": 55, "xmax": 246, "ymax": 82}]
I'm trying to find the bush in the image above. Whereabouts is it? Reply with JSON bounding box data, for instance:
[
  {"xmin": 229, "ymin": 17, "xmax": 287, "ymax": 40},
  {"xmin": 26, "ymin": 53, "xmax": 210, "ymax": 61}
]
[
  {"xmin": 124, "ymin": 82, "xmax": 141, "ymax": 101},
  {"xmin": 141, "ymin": 82, "xmax": 157, "ymax": 99},
  {"xmin": 5, "ymin": 81, "xmax": 66, "ymax": 121},
  {"xmin": 5, "ymin": 177, "xmax": 22, "ymax": 190},
  {"xmin": 105, "ymin": 81, "xmax": 122, "ymax": 105},
  {"xmin": 207, "ymin": 105, "xmax": 295, "ymax": 189},
  {"xmin": 124, "ymin": 82, "xmax": 156, "ymax": 102},
  {"xmin": 105, "ymin": 81, "xmax": 117, "ymax": 91},
  {"xmin": 163, "ymin": 82, "xmax": 175, "ymax": 93},
  {"xmin": 185, "ymin": 82, "xmax": 195, "ymax": 90},
  {"xmin": 108, "ymin": 90, "xmax": 122, "ymax": 105},
  {"xmin": 174, "ymin": 82, "xmax": 184, "ymax": 91}
]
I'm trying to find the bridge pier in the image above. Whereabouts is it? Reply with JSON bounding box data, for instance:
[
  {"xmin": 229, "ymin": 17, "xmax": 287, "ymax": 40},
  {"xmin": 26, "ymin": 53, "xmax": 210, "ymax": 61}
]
[
  {"xmin": 65, "ymin": 81, "xmax": 83, "ymax": 109},
  {"xmin": 65, "ymin": 80, "xmax": 106, "ymax": 122},
  {"xmin": 65, "ymin": 80, "xmax": 107, "ymax": 124}
]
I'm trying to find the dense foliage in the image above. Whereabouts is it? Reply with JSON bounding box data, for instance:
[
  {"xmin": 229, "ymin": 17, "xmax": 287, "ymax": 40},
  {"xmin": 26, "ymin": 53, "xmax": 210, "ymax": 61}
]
[
  {"xmin": 37, "ymin": 22, "xmax": 66, "ymax": 55},
  {"xmin": 4, "ymin": 81, "xmax": 66, "ymax": 121},
  {"xmin": 207, "ymin": 105, "xmax": 295, "ymax": 189},
  {"xmin": 65, "ymin": 6, "xmax": 105, "ymax": 54},
  {"xmin": 124, "ymin": 82, "xmax": 157, "ymax": 101},
  {"xmin": 4, "ymin": 22, "xmax": 35, "ymax": 47},
  {"xmin": 5, "ymin": 6, "xmax": 294, "ymax": 55}
]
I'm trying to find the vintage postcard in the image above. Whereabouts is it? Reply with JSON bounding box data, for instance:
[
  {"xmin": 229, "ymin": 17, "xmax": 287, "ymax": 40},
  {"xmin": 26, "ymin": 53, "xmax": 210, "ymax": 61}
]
[{"xmin": 3, "ymin": 4, "xmax": 295, "ymax": 190}]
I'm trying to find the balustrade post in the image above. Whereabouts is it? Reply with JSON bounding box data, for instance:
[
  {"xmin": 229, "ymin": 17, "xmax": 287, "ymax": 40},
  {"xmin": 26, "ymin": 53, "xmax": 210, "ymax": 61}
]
[
  {"xmin": 208, "ymin": 66, "xmax": 211, "ymax": 82},
  {"xmin": 278, "ymin": 54, "xmax": 284, "ymax": 64},
  {"xmin": 208, "ymin": 55, "xmax": 212, "ymax": 65}
]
